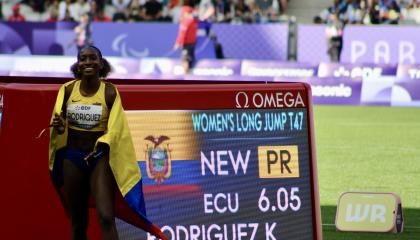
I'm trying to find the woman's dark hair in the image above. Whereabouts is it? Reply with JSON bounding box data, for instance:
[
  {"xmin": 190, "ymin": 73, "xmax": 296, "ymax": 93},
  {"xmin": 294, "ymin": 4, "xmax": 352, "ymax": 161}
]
[{"xmin": 70, "ymin": 45, "xmax": 112, "ymax": 78}]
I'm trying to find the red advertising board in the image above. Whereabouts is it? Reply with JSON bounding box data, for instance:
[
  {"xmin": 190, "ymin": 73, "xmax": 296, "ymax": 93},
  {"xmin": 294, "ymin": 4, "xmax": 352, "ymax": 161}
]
[{"xmin": 0, "ymin": 81, "xmax": 321, "ymax": 239}]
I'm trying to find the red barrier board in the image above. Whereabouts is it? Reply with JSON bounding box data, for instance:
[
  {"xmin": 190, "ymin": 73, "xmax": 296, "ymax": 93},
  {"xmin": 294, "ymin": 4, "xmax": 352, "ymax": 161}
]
[{"xmin": 0, "ymin": 81, "xmax": 321, "ymax": 240}]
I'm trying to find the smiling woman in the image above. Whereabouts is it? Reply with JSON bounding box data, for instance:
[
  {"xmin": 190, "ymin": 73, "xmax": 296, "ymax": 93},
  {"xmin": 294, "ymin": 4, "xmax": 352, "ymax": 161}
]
[{"xmin": 49, "ymin": 45, "xmax": 165, "ymax": 240}]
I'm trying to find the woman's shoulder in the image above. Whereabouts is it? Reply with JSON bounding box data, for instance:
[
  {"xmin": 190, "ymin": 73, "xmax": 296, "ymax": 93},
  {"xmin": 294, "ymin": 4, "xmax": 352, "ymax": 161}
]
[
  {"xmin": 62, "ymin": 79, "xmax": 79, "ymax": 88},
  {"xmin": 61, "ymin": 79, "xmax": 78, "ymax": 97},
  {"xmin": 102, "ymin": 80, "xmax": 117, "ymax": 108},
  {"xmin": 102, "ymin": 80, "xmax": 117, "ymax": 94}
]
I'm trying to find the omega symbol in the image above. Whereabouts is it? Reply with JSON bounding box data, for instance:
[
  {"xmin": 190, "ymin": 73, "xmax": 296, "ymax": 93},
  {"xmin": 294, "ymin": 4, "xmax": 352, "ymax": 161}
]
[{"xmin": 235, "ymin": 92, "xmax": 249, "ymax": 109}]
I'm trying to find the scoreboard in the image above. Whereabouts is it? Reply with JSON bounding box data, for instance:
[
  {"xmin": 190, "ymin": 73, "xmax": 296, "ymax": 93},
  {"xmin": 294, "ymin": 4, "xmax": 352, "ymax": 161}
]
[{"xmin": 119, "ymin": 83, "xmax": 322, "ymax": 240}]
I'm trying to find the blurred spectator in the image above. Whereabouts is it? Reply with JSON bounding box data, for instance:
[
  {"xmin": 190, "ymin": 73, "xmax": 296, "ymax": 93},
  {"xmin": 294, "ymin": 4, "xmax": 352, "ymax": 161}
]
[
  {"xmin": 0, "ymin": 2, "xmax": 3, "ymax": 20},
  {"xmin": 86, "ymin": 0, "xmax": 111, "ymax": 22},
  {"xmin": 174, "ymin": 0, "xmax": 198, "ymax": 73},
  {"xmin": 58, "ymin": 0, "xmax": 73, "ymax": 21},
  {"xmin": 127, "ymin": 0, "xmax": 145, "ymax": 21},
  {"xmin": 214, "ymin": 0, "xmax": 233, "ymax": 23},
  {"xmin": 329, "ymin": 0, "xmax": 348, "ymax": 18},
  {"xmin": 403, "ymin": 0, "xmax": 420, "ymax": 24},
  {"xmin": 74, "ymin": 13, "xmax": 92, "ymax": 51},
  {"xmin": 367, "ymin": 0, "xmax": 382, "ymax": 23},
  {"xmin": 47, "ymin": 6, "xmax": 59, "ymax": 22},
  {"xmin": 95, "ymin": 8, "xmax": 112, "ymax": 21},
  {"xmin": 232, "ymin": 0, "xmax": 252, "ymax": 23},
  {"xmin": 45, "ymin": 0, "xmax": 60, "ymax": 22},
  {"xmin": 313, "ymin": 15, "xmax": 324, "ymax": 23},
  {"xmin": 199, "ymin": 0, "xmax": 216, "ymax": 22},
  {"xmin": 279, "ymin": 0, "xmax": 288, "ymax": 15},
  {"xmin": 363, "ymin": 0, "xmax": 402, "ymax": 23},
  {"xmin": 342, "ymin": 0, "xmax": 365, "ymax": 24},
  {"xmin": 381, "ymin": 0, "xmax": 401, "ymax": 24},
  {"xmin": 199, "ymin": 0, "xmax": 216, "ymax": 35},
  {"xmin": 62, "ymin": 8, "xmax": 76, "ymax": 21},
  {"xmin": 143, "ymin": 0, "xmax": 164, "ymax": 21},
  {"xmin": 112, "ymin": 0, "xmax": 130, "ymax": 21},
  {"xmin": 94, "ymin": 0, "xmax": 106, "ymax": 11},
  {"xmin": 112, "ymin": 0, "xmax": 131, "ymax": 12},
  {"xmin": 8, "ymin": 4, "xmax": 26, "ymax": 22},
  {"xmin": 3, "ymin": 0, "xmax": 415, "ymax": 25},
  {"xmin": 168, "ymin": 0, "xmax": 182, "ymax": 23},
  {"xmin": 253, "ymin": 0, "xmax": 273, "ymax": 22},
  {"xmin": 211, "ymin": 34, "xmax": 225, "ymax": 59},
  {"xmin": 317, "ymin": 0, "xmax": 363, "ymax": 24},
  {"xmin": 28, "ymin": 0, "xmax": 47, "ymax": 13},
  {"xmin": 4, "ymin": 0, "xmax": 20, "ymax": 4},
  {"xmin": 314, "ymin": 0, "xmax": 420, "ymax": 24},
  {"xmin": 71, "ymin": 0, "xmax": 90, "ymax": 21},
  {"xmin": 88, "ymin": 0, "xmax": 98, "ymax": 20},
  {"xmin": 325, "ymin": 13, "xmax": 344, "ymax": 62},
  {"xmin": 113, "ymin": 11, "xmax": 128, "ymax": 21},
  {"xmin": 0, "ymin": 0, "xmax": 302, "ymax": 24}
]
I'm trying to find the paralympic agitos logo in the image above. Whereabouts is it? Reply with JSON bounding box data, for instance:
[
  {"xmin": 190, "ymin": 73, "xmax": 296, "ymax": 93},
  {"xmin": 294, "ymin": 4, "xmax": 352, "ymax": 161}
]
[{"xmin": 235, "ymin": 91, "xmax": 305, "ymax": 109}]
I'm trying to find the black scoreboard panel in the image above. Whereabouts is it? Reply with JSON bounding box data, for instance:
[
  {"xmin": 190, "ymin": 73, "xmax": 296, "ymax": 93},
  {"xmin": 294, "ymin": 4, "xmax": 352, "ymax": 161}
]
[{"xmin": 117, "ymin": 83, "xmax": 322, "ymax": 240}]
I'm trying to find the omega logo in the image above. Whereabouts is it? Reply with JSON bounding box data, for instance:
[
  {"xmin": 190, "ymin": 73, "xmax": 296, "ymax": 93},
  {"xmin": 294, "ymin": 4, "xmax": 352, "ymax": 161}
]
[
  {"xmin": 235, "ymin": 91, "xmax": 305, "ymax": 109},
  {"xmin": 235, "ymin": 92, "xmax": 249, "ymax": 108}
]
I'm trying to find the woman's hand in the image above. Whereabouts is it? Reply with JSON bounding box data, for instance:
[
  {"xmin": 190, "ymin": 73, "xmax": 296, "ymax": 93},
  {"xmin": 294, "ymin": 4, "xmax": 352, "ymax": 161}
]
[{"xmin": 52, "ymin": 113, "xmax": 66, "ymax": 134}]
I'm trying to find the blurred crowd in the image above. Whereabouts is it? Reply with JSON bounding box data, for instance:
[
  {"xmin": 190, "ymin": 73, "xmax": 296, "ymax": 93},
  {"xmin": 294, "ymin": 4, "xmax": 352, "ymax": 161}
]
[
  {"xmin": 315, "ymin": 0, "xmax": 420, "ymax": 25},
  {"xmin": 316, "ymin": 0, "xmax": 420, "ymax": 63},
  {"xmin": 0, "ymin": 0, "xmax": 290, "ymax": 24}
]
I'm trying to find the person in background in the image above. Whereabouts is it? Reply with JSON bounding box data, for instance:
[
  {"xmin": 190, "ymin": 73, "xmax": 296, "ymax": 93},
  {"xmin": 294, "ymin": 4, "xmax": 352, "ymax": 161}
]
[
  {"xmin": 325, "ymin": 13, "xmax": 344, "ymax": 62},
  {"xmin": 46, "ymin": 1, "xmax": 60, "ymax": 22},
  {"xmin": 167, "ymin": 0, "xmax": 182, "ymax": 23},
  {"xmin": 94, "ymin": 8, "xmax": 112, "ymax": 21},
  {"xmin": 211, "ymin": 34, "xmax": 225, "ymax": 59},
  {"xmin": 174, "ymin": 0, "xmax": 198, "ymax": 73},
  {"xmin": 214, "ymin": 0, "xmax": 233, "ymax": 23},
  {"xmin": 403, "ymin": 0, "xmax": 420, "ymax": 24},
  {"xmin": 198, "ymin": 0, "xmax": 216, "ymax": 34},
  {"xmin": 0, "ymin": 2, "xmax": 3, "ymax": 21},
  {"xmin": 342, "ymin": 0, "xmax": 364, "ymax": 24},
  {"xmin": 142, "ymin": 0, "xmax": 164, "ymax": 21},
  {"xmin": 74, "ymin": 13, "xmax": 92, "ymax": 51},
  {"xmin": 367, "ymin": 0, "xmax": 382, "ymax": 23},
  {"xmin": 47, "ymin": 7, "xmax": 59, "ymax": 22},
  {"xmin": 279, "ymin": 0, "xmax": 288, "ymax": 16},
  {"xmin": 8, "ymin": 3, "xmax": 26, "ymax": 22},
  {"xmin": 59, "ymin": 0, "xmax": 76, "ymax": 21},
  {"xmin": 199, "ymin": 0, "xmax": 216, "ymax": 22},
  {"xmin": 112, "ymin": 0, "xmax": 130, "ymax": 21},
  {"xmin": 232, "ymin": 0, "xmax": 252, "ymax": 23},
  {"xmin": 62, "ymin": 8, "xmax": 76, "ymax": 21},
  {"xmin": 71, "ymin": 0, "xmax": 90, "ymax": 21},
  {"xmin": 380, "ymin": 0, "xmax": 400, "ymax": 24},
  {"xmin": 88, "ymin": 0, "xmax": 98, "ymax": 21},
  {"xmin": 49, "ymin": 45, "xmax": 165, "ymax": 240},
  {"xmin": 127, "ymin": 0, "xmax": 145, "ymax": 22}
]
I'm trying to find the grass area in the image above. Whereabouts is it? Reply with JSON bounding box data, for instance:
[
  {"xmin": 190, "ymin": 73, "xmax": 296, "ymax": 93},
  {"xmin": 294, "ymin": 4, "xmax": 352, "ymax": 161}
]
[{"xmin": 314, "ymin": 105, "xmax": 420, "ymax": 239}]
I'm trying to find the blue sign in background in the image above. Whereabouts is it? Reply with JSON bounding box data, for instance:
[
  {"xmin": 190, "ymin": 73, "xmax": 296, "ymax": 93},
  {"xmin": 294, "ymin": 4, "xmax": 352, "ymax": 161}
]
[{"xmin": 0, "ymin": 22, "xmax": 288, "ymax": 60}]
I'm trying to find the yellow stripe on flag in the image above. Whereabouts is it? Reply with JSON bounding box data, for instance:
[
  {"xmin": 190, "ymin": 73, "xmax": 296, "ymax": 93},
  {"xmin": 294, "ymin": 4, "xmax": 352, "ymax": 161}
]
[{"xmin": 126, "ymin": 110, "xmax": 200, "ymax": 161}]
